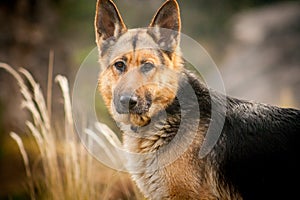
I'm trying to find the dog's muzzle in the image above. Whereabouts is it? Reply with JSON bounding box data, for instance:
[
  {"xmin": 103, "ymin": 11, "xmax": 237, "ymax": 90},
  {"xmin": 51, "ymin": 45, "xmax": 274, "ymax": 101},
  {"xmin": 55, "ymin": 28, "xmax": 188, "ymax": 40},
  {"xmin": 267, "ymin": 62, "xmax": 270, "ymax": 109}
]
[{"xmin": 114, "ymin": 93, "xmax": 152, "ymax": 115}]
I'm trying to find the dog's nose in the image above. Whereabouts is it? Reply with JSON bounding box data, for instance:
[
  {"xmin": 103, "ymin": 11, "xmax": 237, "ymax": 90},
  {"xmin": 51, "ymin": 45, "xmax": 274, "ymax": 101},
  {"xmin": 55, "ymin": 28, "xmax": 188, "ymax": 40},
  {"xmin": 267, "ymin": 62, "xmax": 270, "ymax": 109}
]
[{"xmin": 120, "ymin": 95, "xmax": 138, "ymax": 111}]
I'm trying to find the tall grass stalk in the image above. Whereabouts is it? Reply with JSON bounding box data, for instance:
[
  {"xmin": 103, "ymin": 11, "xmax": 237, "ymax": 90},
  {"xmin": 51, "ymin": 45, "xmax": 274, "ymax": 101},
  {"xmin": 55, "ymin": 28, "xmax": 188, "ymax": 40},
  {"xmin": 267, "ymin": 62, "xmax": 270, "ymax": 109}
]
[
  {"xmin": 10, "ymin": 132, "xmax": 36, "ymax": 200},
  {"xmin": 0, "ymin": 62, "xmax": 140, "ymax": 199},
  {"xmin": 47, "ymin": 50, "xmax": 54, "ymax": 121}
]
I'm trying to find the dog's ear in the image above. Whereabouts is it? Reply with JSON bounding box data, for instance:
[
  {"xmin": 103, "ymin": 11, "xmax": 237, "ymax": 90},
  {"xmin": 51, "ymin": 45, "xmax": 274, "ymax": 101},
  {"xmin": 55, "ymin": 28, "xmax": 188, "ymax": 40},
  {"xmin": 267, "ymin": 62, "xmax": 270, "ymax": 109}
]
[
  {"xmin": 149, "ymin": 0, "xmax": 181, "ymax": 53},
  {"xmin": 95, "ymin": 0, "xmax": 127, "ymax": 50}
]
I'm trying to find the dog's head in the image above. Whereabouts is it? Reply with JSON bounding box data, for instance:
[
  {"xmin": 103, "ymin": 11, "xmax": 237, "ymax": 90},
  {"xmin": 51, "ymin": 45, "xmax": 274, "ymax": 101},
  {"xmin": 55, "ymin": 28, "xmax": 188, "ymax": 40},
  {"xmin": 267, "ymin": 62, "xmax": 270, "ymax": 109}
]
[{"xmin": 95, "ymin": 0, "xmax": 183, "ymax": 127}]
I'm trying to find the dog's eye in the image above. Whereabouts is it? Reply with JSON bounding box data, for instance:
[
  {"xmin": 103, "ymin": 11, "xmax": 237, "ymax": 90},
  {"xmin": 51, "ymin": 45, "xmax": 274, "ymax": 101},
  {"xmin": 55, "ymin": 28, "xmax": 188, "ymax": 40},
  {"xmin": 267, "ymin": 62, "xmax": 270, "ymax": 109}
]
[
  {"xmin": 114, "ymin": 61, "xmax": 126, "ymax": 72},
  {"xmin": 141, "ymin": 62, "xmax": 154, "ymax": 73}
]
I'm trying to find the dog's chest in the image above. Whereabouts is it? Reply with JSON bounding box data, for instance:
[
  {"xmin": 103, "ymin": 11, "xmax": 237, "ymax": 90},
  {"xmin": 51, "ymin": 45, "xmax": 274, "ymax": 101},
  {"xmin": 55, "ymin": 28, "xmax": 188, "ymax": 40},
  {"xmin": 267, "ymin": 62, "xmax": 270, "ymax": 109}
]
[
  {"xmin": 123, "ymin": 133, "xmax": 170, "ymax": 199},
  {"xmin": 122, "ymin": 127, "xmax": 218, "ymax": 200}
]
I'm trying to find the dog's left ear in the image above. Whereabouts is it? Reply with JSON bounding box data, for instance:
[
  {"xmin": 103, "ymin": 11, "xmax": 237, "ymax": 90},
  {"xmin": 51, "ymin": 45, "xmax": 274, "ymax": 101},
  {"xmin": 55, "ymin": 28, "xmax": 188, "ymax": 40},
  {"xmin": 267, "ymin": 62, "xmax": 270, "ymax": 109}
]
[{"xmin": 149, "ymin": 0, "xmax": 181, "ymax": 53}]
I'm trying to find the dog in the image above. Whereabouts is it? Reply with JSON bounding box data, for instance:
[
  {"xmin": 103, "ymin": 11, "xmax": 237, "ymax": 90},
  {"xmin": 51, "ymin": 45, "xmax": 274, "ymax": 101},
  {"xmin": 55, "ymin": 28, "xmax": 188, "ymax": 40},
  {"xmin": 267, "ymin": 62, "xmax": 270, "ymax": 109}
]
[{"xmin": 94, "ymin": 0, "xmax": 300, "ymax": 199}]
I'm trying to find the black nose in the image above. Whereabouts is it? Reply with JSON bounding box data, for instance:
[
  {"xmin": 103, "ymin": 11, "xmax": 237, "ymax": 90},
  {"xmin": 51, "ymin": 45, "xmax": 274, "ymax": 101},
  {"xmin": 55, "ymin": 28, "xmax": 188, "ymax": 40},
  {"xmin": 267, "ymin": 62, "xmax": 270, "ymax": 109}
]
[{"xmin": 119, "ymin": 95, "xmax": 138, "ymax": 111}]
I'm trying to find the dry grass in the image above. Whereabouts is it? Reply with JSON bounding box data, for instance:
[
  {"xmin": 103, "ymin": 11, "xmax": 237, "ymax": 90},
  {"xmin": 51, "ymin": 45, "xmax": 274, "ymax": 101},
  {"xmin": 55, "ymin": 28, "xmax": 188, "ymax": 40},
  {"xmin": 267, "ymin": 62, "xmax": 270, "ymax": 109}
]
[{"xmin": 0, "ymin": 62, "xmax": 142, "ymax": 200}]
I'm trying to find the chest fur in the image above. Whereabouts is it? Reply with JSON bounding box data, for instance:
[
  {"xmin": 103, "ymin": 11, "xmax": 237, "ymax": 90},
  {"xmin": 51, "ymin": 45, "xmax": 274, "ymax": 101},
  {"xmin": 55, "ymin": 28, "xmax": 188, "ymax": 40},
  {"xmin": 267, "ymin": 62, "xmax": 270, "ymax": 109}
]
[{"xmin": 122, "ymin": 126, "xmax": 219, "ymax": 200}]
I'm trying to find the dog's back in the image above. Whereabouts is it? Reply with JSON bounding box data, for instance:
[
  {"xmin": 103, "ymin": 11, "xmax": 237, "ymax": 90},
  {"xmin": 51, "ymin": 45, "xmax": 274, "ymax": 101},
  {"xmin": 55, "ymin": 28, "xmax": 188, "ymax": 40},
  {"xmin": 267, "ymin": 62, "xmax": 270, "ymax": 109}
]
[{"xmin": 217, "ymin": 98, "xmax": 300, "ymax": 199}]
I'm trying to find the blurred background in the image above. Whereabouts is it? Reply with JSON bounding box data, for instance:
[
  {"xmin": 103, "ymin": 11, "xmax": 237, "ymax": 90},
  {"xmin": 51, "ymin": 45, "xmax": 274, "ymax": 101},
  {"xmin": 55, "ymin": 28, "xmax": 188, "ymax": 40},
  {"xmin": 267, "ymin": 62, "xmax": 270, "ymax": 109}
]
[{"xmin": 0, "ymin": 0, "xmax": 299, "ymax": 199}]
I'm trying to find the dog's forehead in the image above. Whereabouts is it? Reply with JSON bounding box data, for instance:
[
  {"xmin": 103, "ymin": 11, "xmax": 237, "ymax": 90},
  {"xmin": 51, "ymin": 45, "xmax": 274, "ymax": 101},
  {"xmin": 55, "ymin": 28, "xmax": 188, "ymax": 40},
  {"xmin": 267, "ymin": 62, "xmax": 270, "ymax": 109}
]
[{"xmin": 109, "ymin": 29, "xmax": 158, "ymax": 60}]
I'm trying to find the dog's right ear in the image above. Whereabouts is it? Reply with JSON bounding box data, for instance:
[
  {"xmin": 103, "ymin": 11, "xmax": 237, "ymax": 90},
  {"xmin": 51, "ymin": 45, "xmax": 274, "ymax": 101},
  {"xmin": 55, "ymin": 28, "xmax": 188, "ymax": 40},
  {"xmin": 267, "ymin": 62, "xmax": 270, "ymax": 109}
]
[{"xmin": 95, "ymin": 0, "xmax": 127, "ymax": 51}]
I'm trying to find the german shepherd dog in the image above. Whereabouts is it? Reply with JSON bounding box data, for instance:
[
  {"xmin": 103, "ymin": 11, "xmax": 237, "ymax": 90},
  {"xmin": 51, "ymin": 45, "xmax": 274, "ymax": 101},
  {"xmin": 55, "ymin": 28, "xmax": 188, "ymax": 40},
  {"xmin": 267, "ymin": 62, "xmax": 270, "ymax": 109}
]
[{"xmin": 95, "ymin": 0, "xmax": 300, "ymax": 199}]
